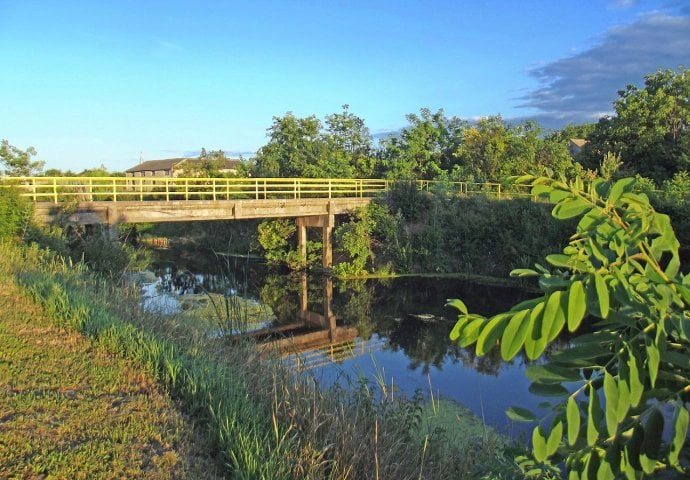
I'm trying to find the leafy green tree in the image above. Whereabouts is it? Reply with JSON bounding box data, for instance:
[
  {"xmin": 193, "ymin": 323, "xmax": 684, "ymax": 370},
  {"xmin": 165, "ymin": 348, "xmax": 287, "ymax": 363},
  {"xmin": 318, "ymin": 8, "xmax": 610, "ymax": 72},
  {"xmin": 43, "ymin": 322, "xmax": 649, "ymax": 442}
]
[
  {"xmin": 0, "ymin": 139, "xmax": 44, "ymax": 176},
  {"xmin": 323, "ymin": 105, "xmax": 377, "ymax": 178},
  {"xmin": 252, "ymin": 113, "xmax": 327, "ymax": 177},
  {"xmin": 453, "ymin": 116, "xmax": 509, "ymax": 182},
  {"xmin": 449, "ymin": 175, "xmax": 689, "ymax": 478},
  {"xmin": 379, "ymin": 109, "xmax": 467, "ymax": 180},
  {"xmin": 582, "ymin": 68, "xmax": 690, "ymax": 183}
]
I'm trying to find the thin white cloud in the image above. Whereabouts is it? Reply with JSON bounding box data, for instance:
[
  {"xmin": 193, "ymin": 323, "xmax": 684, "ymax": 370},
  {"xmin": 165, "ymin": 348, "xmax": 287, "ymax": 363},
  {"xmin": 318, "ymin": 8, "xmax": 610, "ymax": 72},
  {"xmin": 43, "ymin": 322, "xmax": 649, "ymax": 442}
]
[{"xmin": 518, "ymin": 12, "xmax": 690, "ymax": 126}]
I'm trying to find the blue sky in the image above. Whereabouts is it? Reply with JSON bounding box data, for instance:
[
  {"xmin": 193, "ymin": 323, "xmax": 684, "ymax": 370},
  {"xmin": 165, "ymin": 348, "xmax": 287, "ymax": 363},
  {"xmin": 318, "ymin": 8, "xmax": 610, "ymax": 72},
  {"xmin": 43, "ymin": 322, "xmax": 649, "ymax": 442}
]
[{"xmin": 1, "ymin": 0, "xmax": 689, "ymax": 172}]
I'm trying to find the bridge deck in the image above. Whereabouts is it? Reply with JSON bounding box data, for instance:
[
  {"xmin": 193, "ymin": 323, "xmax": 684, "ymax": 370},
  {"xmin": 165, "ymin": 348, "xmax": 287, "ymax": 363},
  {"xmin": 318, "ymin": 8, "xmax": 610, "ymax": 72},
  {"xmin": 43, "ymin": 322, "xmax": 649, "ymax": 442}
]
[{"xmin": 32, "ymin": 197, "xmax": 373, "ymax": 225}]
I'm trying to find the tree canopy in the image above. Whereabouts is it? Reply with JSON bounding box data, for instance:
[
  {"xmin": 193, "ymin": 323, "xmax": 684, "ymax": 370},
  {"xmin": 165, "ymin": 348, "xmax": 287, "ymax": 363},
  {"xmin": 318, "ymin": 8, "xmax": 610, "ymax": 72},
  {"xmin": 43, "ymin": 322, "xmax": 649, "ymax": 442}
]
[
  {"xmin": 582, "ymin": 68, "xmax": 690, "ymax": 183},
  {"xmin": 0, "ymin": 140, "xmax": 44, "ymax": 176}
]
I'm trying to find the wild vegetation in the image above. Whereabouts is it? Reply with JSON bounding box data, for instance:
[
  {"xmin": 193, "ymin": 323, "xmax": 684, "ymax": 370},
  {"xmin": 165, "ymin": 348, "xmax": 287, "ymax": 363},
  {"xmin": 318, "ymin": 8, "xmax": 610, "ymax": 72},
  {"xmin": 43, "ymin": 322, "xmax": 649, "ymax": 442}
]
[{"xmin": 450, "ymin": 176, "xmax": 690, "ymax": 478}]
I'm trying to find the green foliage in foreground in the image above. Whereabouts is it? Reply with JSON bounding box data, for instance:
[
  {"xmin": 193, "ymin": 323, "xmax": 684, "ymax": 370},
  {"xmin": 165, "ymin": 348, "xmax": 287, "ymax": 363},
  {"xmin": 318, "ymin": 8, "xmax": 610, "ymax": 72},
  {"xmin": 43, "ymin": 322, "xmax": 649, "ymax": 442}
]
[{"xmin": 450, "ymin": 176, "xmax": 690, "ymax": 478}]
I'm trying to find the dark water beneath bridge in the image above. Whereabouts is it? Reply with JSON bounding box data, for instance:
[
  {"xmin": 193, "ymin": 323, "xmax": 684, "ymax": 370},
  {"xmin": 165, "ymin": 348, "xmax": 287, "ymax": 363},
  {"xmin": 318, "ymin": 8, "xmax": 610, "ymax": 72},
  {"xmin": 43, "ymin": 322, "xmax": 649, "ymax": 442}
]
[{"xmin": 144, "ymin": 248, "xmax": 564, "ymax": 438}]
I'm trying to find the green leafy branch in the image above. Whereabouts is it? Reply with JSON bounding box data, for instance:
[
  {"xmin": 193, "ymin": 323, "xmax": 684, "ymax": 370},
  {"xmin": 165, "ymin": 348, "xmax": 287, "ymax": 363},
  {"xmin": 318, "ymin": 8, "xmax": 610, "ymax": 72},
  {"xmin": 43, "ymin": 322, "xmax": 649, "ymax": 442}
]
[{"xmin": 449, "ymin": 175, "xmax": 690, "ymax": 479}]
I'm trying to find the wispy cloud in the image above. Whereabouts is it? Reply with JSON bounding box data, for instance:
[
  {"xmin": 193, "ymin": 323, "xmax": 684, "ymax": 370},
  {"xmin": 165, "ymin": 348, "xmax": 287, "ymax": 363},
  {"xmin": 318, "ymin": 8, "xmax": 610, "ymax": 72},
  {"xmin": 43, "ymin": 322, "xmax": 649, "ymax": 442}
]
[
  {"xmin": 152, "ymin": 37, "xmax": 184, "ymax": 54},
  {"xmin": 611, "ymin": 0, "xmax": 638, "ymax": 9},
  {"xmin": 517, "ymin": 11, "xmax": 690, "ymax": 127}
]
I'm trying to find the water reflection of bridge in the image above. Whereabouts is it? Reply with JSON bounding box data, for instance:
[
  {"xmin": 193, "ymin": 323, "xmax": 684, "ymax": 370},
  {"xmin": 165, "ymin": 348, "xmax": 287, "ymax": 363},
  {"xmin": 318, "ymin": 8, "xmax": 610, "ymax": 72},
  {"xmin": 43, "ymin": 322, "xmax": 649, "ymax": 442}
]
[{"xmin": 251, "ymin": 275, "xmax": 384, "ymax": 371}]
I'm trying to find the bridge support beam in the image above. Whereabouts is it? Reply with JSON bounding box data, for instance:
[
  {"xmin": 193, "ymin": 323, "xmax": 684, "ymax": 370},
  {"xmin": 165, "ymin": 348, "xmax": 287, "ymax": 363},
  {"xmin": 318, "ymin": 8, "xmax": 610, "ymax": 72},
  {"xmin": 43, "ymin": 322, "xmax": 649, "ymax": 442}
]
[
  {"xmin": 296, "ymin": 206, "xmax": 335, "ymax": 268},
  {"xmin": 106, "ymin": 206, "xmax": 119, "ymax": 241}
]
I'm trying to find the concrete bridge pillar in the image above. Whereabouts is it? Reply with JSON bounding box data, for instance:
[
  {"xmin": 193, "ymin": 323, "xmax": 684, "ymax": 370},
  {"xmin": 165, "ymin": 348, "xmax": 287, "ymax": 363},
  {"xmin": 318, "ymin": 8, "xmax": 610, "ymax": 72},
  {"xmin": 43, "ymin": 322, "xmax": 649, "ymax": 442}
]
[
  {"xmin": 296, "ymin": 209, "xmax": 335, "ymax": 269},
  {"xmin": 106, "ymin": 206, "xmax": 119, "ymax": 241}
]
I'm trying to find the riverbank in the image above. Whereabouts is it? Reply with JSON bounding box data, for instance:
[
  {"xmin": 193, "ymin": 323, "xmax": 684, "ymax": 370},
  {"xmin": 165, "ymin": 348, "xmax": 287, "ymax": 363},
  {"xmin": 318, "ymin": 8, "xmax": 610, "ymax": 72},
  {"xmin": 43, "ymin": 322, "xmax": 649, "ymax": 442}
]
[
  {"xmin": 1, "ymin": 240, "xmax": 523, "ymax": 479},
  {"xmin": 0, "ymin": 257, "xmax": 223, "ymax": 478}
]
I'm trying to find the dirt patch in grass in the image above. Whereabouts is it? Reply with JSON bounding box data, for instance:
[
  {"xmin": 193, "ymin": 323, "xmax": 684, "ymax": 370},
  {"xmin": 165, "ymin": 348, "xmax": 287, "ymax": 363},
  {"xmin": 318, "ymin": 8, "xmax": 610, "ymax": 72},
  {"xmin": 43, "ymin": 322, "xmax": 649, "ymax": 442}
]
[{"xmin": 0, "ymin": 278, "xmax": 224, "ymax": 479}]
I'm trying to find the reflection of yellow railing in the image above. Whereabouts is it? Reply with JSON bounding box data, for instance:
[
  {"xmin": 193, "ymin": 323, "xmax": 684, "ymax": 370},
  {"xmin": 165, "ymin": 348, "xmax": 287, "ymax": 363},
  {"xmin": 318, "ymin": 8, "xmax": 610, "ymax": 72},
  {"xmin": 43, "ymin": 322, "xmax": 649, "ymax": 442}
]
[
  {"xmin": 287, "ymin": 336, "xmax": 387, "ymax": 372},
  {"xmin": 0, "ymin": 176, "xmax": 535, "ymax": 203}
]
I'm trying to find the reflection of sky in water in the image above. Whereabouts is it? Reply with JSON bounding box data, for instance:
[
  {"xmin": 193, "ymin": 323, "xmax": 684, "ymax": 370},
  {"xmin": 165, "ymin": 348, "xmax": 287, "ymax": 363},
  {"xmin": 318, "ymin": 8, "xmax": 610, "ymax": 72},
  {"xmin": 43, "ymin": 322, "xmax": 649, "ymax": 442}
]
[
  {"xmin": 140, "ymin": 279, "xmax": 182, "ymax": 314},
  {"xmin": 299, "ymin": 335, "xmax": 551, "ymax": 438}
]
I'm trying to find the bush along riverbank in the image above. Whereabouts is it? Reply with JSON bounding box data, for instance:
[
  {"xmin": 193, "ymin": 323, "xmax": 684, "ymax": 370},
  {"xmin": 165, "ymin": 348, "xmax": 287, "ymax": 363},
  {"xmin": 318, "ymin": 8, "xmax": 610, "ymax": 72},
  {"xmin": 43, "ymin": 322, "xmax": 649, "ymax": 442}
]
[{"xmin": 1, "ymin": 239, "xmax": 525, "ymax": 479}]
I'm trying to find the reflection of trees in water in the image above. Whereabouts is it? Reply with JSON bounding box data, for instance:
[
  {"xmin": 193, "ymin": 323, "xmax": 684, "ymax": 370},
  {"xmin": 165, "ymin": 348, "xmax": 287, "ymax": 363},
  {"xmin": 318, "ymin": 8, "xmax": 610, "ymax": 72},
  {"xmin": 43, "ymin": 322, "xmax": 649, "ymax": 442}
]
[
  {"xmin": 334, "ymin": 279, "xmax": 377, "ymax": 340},
  {"xmin": 259, "ymin": 274, "xmax": 300, "ymax": 323}
]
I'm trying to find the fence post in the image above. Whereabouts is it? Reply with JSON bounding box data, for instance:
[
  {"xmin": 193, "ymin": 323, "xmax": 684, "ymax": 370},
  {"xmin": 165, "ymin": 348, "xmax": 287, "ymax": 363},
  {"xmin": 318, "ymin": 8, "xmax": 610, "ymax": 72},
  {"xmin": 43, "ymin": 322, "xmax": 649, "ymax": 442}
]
[
  {"xmin": 213, "ymin": 178, "xmax": 217, "ymax": 201},
  {"xmin": 112, "ymin": 178, "xmax": 117, "ymax": 202},
  {"xmin": 165, "ymin": 178, "xmax": 170, "ymax": 202},
  {"xmin": 497, "ymin": 184, "xmax": 501, "ymax": 200}
]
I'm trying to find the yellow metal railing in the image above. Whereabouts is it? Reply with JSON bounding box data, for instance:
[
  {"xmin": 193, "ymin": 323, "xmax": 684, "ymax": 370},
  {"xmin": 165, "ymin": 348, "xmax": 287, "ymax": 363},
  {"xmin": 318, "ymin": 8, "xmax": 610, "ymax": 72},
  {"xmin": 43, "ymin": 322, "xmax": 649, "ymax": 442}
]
[{"xmin": 0, "ymin": 176, "xmax": 535, "ymax": 203}]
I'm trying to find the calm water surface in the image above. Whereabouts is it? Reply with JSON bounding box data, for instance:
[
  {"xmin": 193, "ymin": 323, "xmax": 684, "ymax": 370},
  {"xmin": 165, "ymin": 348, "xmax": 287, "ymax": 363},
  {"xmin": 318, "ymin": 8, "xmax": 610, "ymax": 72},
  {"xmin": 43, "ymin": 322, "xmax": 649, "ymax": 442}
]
[{"xmin": 148, "ymin": 250, "xmax": 561, "ymax": 438}]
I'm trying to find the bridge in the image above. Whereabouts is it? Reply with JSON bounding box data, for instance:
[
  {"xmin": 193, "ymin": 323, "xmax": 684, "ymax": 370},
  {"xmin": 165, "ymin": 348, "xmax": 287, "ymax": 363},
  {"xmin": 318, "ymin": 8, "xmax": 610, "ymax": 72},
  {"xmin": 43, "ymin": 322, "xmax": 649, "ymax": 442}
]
[{"xmin": 1, "ymin": 176, "xmax": 522, "ymax": 267}]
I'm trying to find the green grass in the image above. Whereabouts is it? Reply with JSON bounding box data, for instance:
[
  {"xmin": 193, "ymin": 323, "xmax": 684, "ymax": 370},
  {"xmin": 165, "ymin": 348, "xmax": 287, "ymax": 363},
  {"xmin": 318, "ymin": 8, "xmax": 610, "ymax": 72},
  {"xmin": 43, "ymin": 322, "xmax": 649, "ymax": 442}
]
[{"xmin": 0, "ymin": 271, "xmax": 223, "ymax": 479}]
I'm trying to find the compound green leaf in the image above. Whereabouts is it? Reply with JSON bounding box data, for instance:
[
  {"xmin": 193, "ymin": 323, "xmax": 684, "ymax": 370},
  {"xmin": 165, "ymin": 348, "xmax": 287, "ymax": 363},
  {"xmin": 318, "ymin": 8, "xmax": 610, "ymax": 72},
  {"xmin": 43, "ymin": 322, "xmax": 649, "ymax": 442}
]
[
  {"xmin": 526, "ymin": 364, "xmax": 582, "ymax": 383},
  {"xmin": 608, "ymin": 177, "xmax": 635, "ymax": 206},
  {"xmin": 446, "ymin": 298, "xmax": 468, "ymax": 315},
  {"xmin": 669, "ymin": 401, "xmax": 689, "ymax": 466},
  {"xmin": 457, "ymin": 317, "xmax": 485, "ymax": 348},
  {"xmin": 546, "ymin": 421, "xmax": 563, "ymax": 457},
  {"xmin": 616, "ymin": 376, "xmax": 630, "ymax": 423},
  {"xmin": 587, "ymin": 384, "xmax": 603, "ymax": 446},
  {"xmin": 506, "ymin": 406, "xmax": 537, "ymax": 422},
  {"xmin": 593, "ymin": 273, "xmax": 610, "ymax": 319},
  {"xmin": 510, "ymin": 268, "xmax": 540, "ymax": 277},
  {"xmin": 546, "ymin": 254, "xmax": 572, "ymax": 269},
  {"xmin": 567, "ymin": 280, "xmax": 587, "ymax": 332},
  {"xmin": 567, "ymin": 396, "xmax": 580, "ymax": 446},
  {"xmin": 553, "ymin": 197, "xmax": 590, "ymax": 220},
  {"xmin": 525, "ymin": 303, "xmax": 548, "ymax": 360},
  {"xmin": 501, "ymin": 308, "xmax": 531, "ymax": 360},
  {"xmin": 627, "ymin": 349, "xmax": 644, "ymax": 408},
  {"xmin": 603, "ymin": 372, "xmax": 619, "ymax": 437},
  {"xmin": 449, "ymin": 315, "xmax": 470, "ymax": 341},
  {"xmin": 542, "ymin": 290, "xmax": 566, "ymax": 342},
  {"xmin": 645, "ymin": 338, "xmax": 660, "ymax": 388},
  {"xmin": 529, "ymin": 382, "xmax": 569, "ymax": 397},
  {"xmin": 476, "ymin": 313, "xmax": 509, "ymax": 356},
  {"xmin": 532, "ymin": 426, "xmax": 547, "ymax": 463}
]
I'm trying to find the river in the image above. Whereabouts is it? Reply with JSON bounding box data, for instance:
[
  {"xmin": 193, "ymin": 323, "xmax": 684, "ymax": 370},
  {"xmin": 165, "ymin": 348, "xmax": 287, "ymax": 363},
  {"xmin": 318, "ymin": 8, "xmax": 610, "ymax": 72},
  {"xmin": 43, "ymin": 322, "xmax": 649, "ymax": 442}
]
[{"xmin": 144, "ymin": 248, "xmax": 561, "ymax": 438}]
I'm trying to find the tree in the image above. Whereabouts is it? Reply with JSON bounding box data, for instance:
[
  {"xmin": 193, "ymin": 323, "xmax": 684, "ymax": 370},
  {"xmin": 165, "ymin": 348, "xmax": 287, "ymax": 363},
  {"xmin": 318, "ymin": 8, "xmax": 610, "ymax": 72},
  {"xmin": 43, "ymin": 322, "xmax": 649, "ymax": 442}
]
[
  {"xmin": 581, "ymin": 68, "xmax": 690, "ymax": 183},
  {"xmin": 449, "ymin": 175, "xmax": 689, "ymax": 478},
  {"xmin": 252, "ymin": 113, "xmax": 327, "ymax": 177},
  {"xmin": 454, "ymin": 116, "xmax": 509, "ymax": 182},
  {"xmin": 379, "ymin": 108, "xmax": 467, "ymax": 180},
  {"xmin": 323, "ymin": 105, "xmax": 377, "ymax": 178},
  {"xmin": 0, "ymin": 139, "xmax": 44, "ymax": 176}
]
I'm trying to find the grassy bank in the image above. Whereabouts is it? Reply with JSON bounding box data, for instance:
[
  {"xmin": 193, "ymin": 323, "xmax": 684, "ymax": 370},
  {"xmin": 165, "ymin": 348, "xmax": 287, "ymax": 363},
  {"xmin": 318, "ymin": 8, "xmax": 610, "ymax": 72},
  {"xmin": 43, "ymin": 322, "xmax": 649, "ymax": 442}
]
[
  {"xmin": 0, "ymin": 240, "xmax": 522, "ymax": 479},
  {"xmin": 0, "ymin": 254, "xmax": 222, "ymax": 478}
]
